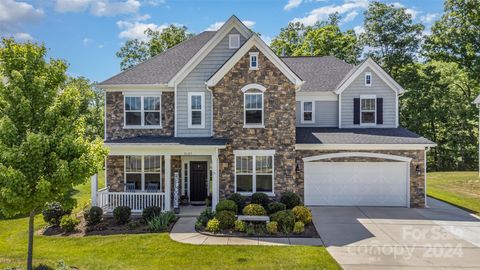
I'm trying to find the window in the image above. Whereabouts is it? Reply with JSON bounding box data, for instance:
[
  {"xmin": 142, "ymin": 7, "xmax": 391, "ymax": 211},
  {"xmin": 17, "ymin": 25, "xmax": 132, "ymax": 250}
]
[
  {"xmin": 244, "ymin": 93, "xmax": 263, "ymax": 127},
  {"xmin": 124, "ymin": 95, "xmax": 161, "ymax": 127},
  {"xmin": 235, "ymin": 155, "xmax": 273, "ymax": 194},
  {"xmin": 125, "ymin": 155, "xmax": 161, "ymax": 191},
  {"xmin": 360, "ymin": 95, "xmax": 376, "ymax": 125},
  {"xmin": 249, "ymin": 52, "xmax": 259, "ymax": 70},
  {"xmin": 365, "ymin": 72, "xmax": 372, "ymax": 86},
  {"xmin": 301, "ymin": 101, "xmax": 315, "ymax": 123},
  {"xmin": 188, "ymin": 92, "xmax": 205, "ymax": 128},
  {"xmin": 229, "ymin": 34, "xmax": 240, "ymax": 49}
]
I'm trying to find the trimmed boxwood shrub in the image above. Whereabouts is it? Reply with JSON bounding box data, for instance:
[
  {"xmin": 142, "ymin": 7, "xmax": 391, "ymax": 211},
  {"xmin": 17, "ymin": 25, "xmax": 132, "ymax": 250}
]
[
  {"xmin": 292, "ymin": 206, "xmax": 312, "ymax": 224},
  {"xmin": 215, "ymin": 200, "xmax": 237, "ymax": 213},
  {"xmin": 142, "ymin": 206, "xmax": 162, "ymax": 221},
  {"xmin": 60, "ymin": 215, "xmax": 80, "ymax": 232},
  {"xmin": 42, "ymin": 202, "xmax": 66, "ymax": 226},
  {"xmin": 242, "ymin": 203, "xmax": 266, "ymax": 216},
  {"xmin": 206, "ymin": 218, "xmax": 220, "ymax": 233},
  {"xmin": 234, "ymin": 220, "xmax": 246, "ymax": 232},
  {"xmin": 113, "ymin": 206, "xmax": 131, "ymax": 224},
  {"xmin": 215, "ymin": 210, "xmax": 236, "ymax": 229},
  {"xmin": 267, "ymin": 202, "xmax": 286, "ymax": 214},
  {"xmin": 228, "ymin": 193, "xmax": 245, "ymax": 213},
  {"xmin": 293, "ymin": 221, "xmax": 305, "ymax": 234},
  {"xmin": 84, "ymin": 206, "xmax": 103, "ymax": 225},
  {"xmin": 197, "ymin": 207, "xmax": 215, "ymax": 226},
  {"xmin": 266, "ymin": 221, "xmax": 278, "ymax": 235},
  {"xmin": 270, "ymin": 210, "xmax": 295, "ymax": 234},
  {"xmin": 251, "ymin": 192, "xmax": 269, "ymax": 207},
  {"xmin": 280, "ymin": 192, "xmax": 301, "ymax": 209}
]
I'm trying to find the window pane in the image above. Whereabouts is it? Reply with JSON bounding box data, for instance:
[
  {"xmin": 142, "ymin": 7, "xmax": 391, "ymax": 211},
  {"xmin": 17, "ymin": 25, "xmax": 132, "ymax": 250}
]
[
  {"xmin": 245, "ymin": 109, "xmax": 262, "ymax": 124},
  {"xmin": 245, "ymin": 94, "xmax": 262, "ymax": 109},
  {"xmin": 191, "ymin": 111, "xmax": 202, "ymax": 125},
  {"xmin": 126, "ymin": 156, "xmax": 142, "ymax": 172},
  {"xmin": 236, "ymin": 156, "xmax": 253, "ymax": 174},
  {"xmin": 304, "ymin": 102, "xmax": 312, "ymax": 111},
  {"xmin": 303, "ymin": 112, "xmax": 312, "ymax": 121},
  {"xmin": 145, "ymin": 173, "xmax": 160, "ymax": 191},
  {"xmin": 126, "ymin": 173, "xmax": 141, "ymax": 190},
  {"xmin": 144, "ymin": 97, "xmax": 160, "ymax": 110},
  {"xmin": 144, "ymin": 112, "xmax": 160, "ymax": 125},
  {"xmin": 191, "ymin": 95, "xmax": 202, "ymax": 110},
  {"xmin": 126, "ymin": 112, "xmax": 141, "ymax": 125},
  {"xmin": 362, "ymin": 112, "xmax": 375, "ymax": 123},
  {"xmin": 256, "ymin": 156, "xmax": 272, "ymax": 173},
  {"xmin": 256, "ymin": 175, "xmax": 273, "ymax": 192},
  {"xmin": 125, "ymin": 97, "xmax": 141, "ymax": 110},
  {"xmin": 237, "ymin": 175, "xmax": 253, "ymax": 192},
  {"xmin": 366, "ymin": 75, "xmax": 371, "ymax": 84},
  {"xmin": 361, "ymin": 99, "xmax": 375, "ymax": 110},
  {"xmin": 144, "ymin": 156, "xmax": 161, "ymax": 172}
]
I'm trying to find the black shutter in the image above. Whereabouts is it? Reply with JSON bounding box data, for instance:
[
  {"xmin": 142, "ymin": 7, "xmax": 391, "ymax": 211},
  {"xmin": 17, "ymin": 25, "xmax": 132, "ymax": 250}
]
[
  {"xmin": 353, "ymin": 98, "xmax": 360, "ymax": 125},
  {"xmin": 377, "ymin": 98, "xmax": 383, "ymax": 124}
]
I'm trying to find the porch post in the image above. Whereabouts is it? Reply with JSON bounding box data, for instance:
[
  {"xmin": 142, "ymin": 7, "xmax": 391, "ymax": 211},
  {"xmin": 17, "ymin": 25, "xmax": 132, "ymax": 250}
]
[
  {"xmin": 91, "ymin": 174, "xmax": 98, "ymax": 206},
  {"xmin": 211, "ymin": 150, "xmax": 219, "ymax": 209},
  {"xmin": 164, "ymin": 155, "xmax": 171, "ymax": 211}
]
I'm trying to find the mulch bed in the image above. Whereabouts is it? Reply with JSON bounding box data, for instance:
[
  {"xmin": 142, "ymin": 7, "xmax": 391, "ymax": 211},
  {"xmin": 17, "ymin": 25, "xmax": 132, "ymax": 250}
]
[{"xmin": 197, "ymin": 222, "xmax": 319, "ymax": 238}]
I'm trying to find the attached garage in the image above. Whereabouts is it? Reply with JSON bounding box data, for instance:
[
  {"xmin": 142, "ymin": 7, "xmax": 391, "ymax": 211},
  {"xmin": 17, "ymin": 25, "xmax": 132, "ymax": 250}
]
[{"xmin": 303, "ymin": 152, "xmax": 411, "ymax": 207}]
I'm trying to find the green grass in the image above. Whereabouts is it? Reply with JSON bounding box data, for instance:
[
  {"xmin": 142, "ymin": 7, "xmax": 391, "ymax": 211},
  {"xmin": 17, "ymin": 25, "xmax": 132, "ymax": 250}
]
[
  {"xmin": 0, "ymin": 171, "xmax": 340, "ymax": 270},
  {"xmin": 428, "ymin": 171, "xmax": 480, "ymax": 214}
]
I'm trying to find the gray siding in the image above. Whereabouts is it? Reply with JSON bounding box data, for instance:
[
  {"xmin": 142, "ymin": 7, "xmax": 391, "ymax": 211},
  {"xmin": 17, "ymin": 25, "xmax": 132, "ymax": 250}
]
[
  {"xmin": 340, "ymin": 67, "xmax": 397, "ymax": 128},
  {"xmin": 296, "ymin": 101, "xmax": 338, "ymax": 127},
  {"xmin": 176, "ymin": 28, "xmax": 248, "ymax": 137}
]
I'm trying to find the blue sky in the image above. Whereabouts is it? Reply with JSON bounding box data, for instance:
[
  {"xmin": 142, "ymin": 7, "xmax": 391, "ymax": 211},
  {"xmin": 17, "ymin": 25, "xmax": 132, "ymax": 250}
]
[{"xmin": 0, "ymin": 0, "xmax": 444, "ymax": 82}]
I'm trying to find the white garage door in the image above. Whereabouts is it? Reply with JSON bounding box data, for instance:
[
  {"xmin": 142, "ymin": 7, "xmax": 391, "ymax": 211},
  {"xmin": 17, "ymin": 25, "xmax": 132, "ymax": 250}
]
[{"xmin": 304, "ymin": 162, "xmax": 409, "ymax": 207}]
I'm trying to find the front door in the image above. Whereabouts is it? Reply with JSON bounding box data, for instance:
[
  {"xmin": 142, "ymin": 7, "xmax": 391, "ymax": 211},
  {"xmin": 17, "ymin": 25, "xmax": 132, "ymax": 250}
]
[{"xmin": 189, "ymin": 161, "xmax": 208, "ymax": 204}]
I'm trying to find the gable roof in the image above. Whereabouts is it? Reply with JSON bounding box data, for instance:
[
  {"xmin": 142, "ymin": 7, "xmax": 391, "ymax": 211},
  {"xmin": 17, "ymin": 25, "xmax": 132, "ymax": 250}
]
[
  {"xmin": 206, "ymin": 34, "xmax": 304, "ymax": 87},
  {"xmin": 281, "ymin": 56, "xmax": 354, "ymax": 92},
  {"xmin": 99, "ymin": 31, "xmax": 216, "ymax": 87}
]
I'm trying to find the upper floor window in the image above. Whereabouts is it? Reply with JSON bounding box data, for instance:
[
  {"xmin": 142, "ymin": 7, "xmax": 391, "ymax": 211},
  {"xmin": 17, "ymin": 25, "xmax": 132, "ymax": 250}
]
[
  {"xmin": 301, "ymin": 101, "xmax": 315, "ymax": 123},
  {"xmin": 124, "ymin": 95, "xmax": 161, "ymax": 127},
  {"xmin": 365, "ymin": 72, "xmax": 372, "ymax": 86},
  {"xmin": 125, "ymin": 155, "xmax": 161, "ymax": 192},
  {"xmin": 235, "ymin": 154, "xmax": 273, "ymax": 195},
  {"xmin": 360, "ymin": 95, "xmax": 376, "ymax": 125},
  {"xmin": 244, "ymin": 92, "xmax": 264, "ymax": 127},
  {"xmin": 188, "ymin": 92, "xmax": 205, "ymax": 128},
  {"xmin": 229, "ymin": 34, "xmax": 240, "ymax": 49},
  {"xmin": 249, "ymin": 52, "xmax": 259, "ymax": 70}
]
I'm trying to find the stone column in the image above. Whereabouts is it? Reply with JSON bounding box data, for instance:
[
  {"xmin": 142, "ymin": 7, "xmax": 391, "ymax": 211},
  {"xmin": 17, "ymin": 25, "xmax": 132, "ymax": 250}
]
[
  {"xmin": 211, "ymin": 151, "xmax": 219, "ymax": 209},
  {"xmin": 164, "ymin": 155, "xmax": 171, "ymax": 211},
  {"xmin": 91, "ymin": 174, "xmax": 98, "ymax": 206}
]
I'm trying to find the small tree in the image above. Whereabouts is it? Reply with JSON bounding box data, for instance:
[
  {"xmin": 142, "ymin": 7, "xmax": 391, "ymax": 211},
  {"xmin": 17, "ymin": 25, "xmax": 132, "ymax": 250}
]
[{"xmin": 0, "ymin": 39, "xmax": 107, "ymax": 270}]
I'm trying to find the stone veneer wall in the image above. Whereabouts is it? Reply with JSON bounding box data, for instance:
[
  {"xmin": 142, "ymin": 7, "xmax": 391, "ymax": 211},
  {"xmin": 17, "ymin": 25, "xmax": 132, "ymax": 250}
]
[
  {"xmin": 105, "ymin": 91, "xmax": 175, "ymax": 140},
  {"xmin": 107, "ymin": 155, "xmax": 124, "ymax": 192},
  {"xmin": 295, "ymin": 149, "xmax": 426, "ymax": 207},
  {"xmin": 211, "ymin": 47, "xmax": 297, "ymax": 199}
]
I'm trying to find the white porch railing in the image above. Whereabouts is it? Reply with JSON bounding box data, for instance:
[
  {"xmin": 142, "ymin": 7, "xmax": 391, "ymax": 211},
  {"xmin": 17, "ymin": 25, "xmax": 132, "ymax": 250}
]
[{"xmin": 96, "ymin": 189, "xmax": 166, "ymax": 213}]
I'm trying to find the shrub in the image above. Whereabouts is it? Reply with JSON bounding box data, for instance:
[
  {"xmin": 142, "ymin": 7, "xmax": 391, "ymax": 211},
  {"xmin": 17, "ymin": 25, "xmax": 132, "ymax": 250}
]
[
  {"xmin": 234, "ymin": 220, "xmax": 246, "ymax": 232},
  {"xmin": 251, "ymin": 192, "xmax": 269, "ymax": 207},
  {"xmin": 246, "ymin": 223, "xmax": 255, "ymax": 236},
  {"xmin": 228, "ymin": 193, "xmax": 245, "ymax": 213},
  {"xmin": 197, "ymin": 207, "xmax": 215, "ymax": 226},
  {"xmin": 270, "ymin": 210, "xmax": 295, "ymax": 234},
  {"xmin": 206, "ymin": 218, "xmax": 220, "ymax": 233},
  {"xmin": 148, "ymin": 215, "xmax": 168, "ymax": 232},
  {"xmin": 267, "ymin": 202, "xmax": 286, "ymax": 214},
  {"xmin": 242, "ymin": 204, "xmax": 266, "ymax": 216},
  {"xmin": 280, "ymin": 192, "xmax": 301, "ymax": 209},
  {"xmin": 293, "ymin": 221, "xmax": 305, "ymax": 234},
  {"xmin": 113, "ymin": 206, "xmax": 131, "ymax": 224},
  {"xmin": 215, "ymin": 210, "xmax": 236, "ymax": 229},
  {"xmin": 60, "ymin": 216, "xmax": 79, "ymax": 233},
  {"xmin": 266, "ymin": 221, "xmax": 278, "ymax": 235},
  {"xmin": 142, "ymin": 206, "xmax": 161, "ymax": 221},
  {"xmin": 292, "ymin": 206, "xmax": 312, "ymax": 224},
  {"xmin": 84, "ymin": 206, "xmax": 103, "ymax": 225},
  {"xmin": 215, "ymin": 200, "xmax": 237, "ymax": 213},
  {"xmin": 164, "ymin": 211, "xmax": 176, "ymax": 224},
  {"xmin": 42, "ymin": 202, "xmax": 65, "ymax": 226},
  {"xmin": 195, "ymin": 221, "xmax": 203, "ymax": 230}
]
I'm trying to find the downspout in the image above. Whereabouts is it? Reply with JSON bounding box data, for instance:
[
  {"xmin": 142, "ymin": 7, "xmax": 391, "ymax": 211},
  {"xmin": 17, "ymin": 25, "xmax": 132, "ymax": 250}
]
[
  {"xmin": 205, "ymin": 82, "xmax": 214, "ymax": 137},
  {"xmin": 425, "ymin": 146, "xmax": 431, "ymax": 208},
  {"xmin": 174, "ymin": 84, "xmax": 177, "ymax": 137}
]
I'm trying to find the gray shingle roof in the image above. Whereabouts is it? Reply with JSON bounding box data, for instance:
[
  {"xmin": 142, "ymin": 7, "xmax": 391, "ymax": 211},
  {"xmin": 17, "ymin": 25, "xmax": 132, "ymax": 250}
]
[
  {"xmin": 296, "ymin": 127, "xmax": 436, "ymax": 145},
  {"xmin": 105, "ymin": 136, "xmax": 229, "ymax": 146},
  {"xmin": 281, "ymin": 56, "xmax": 354, "ymax": 92},
  {"xmin": 99, "ymin": 31, "xmax": 216, "ymax": 85}
]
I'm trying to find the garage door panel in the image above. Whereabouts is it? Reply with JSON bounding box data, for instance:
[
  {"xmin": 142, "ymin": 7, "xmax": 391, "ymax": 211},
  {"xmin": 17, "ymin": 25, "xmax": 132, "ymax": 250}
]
[{"xmin": 304, "ymin": 162, "xmax": 408, "ymax": 207}]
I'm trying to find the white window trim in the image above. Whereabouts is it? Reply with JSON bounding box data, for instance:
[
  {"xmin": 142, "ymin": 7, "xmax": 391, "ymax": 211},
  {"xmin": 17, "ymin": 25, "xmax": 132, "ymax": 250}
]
[
  {"xmin": 229, "ymin": 34, "xmax": 240, "ymax": 49},
  {"xmin": 249, "ymin": 52, "xmax": 259, "ymax": 70},
  {"xmin": 365, "ymin": 72, "xmax": 372, "ymax": 87},
  {"xmin": 234, "ymin": 152, "xmax": 275, "ymax": 196},
  {"xmin": 360, "ymin": 94, "xmax": 376, "ymax": 126},
  {"xmin": 301, "ymin": 101, "xmax": 315, "ymax": 124},
  {"xmin": 187, "ymin": 92, "xmax": 205, "ymax": 128},
  {"xmin": 243, "ymin": 92, "xmax": 264, "ymax": 128},
  {"xmin": 123, "ymin": 95, "xmax": 162, "ymax": 128},
  {"xmin": 124, "ymin": 155, "xmax": 162, "ymax": 192}
]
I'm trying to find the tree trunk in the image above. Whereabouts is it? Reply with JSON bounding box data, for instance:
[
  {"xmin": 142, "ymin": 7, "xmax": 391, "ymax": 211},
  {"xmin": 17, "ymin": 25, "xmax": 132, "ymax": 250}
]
[{"xmin": 27, "ymin": 209, "xmax": 35, "ymax": 270}]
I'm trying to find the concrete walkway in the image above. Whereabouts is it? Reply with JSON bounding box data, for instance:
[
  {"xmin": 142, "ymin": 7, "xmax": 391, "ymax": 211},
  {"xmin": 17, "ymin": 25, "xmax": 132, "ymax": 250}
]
[{"xmin": 169, "ymin": 217, "xmax": 323, "ymax": 246}]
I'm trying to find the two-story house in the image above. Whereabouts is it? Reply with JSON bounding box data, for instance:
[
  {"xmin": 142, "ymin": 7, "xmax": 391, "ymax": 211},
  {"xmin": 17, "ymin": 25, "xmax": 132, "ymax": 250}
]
[{"xmin": 92, "ymin": 16, "xmax": 435, "ymax": 213}]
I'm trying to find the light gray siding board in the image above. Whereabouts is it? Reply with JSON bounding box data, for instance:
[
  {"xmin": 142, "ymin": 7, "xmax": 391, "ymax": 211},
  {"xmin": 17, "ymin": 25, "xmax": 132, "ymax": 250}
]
[
  {"xmin": 340, "ymin": 67, "xmax": 397, "ymax": 128},
  {"xmin": 176, "ymin": 28, "xmax": 247, "ymax": 137},
  {"xmin": 296, "ymin": 101, "xmax": 338, "ymax": 127}
]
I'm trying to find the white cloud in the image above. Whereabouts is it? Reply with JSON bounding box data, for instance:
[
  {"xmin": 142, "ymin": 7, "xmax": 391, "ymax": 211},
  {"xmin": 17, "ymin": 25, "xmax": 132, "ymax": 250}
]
[
  {"xmin": 144, "ymin": 0, "xmax": 166, "ymax": 6},
  {"xmin": 12, "ymin": 32, "xmax": 34, "ymax": 42},
  {"xmin": 353, "ymin": 25, "xmax": 365, "ymax": 35},
  {"xmin": 55, "ymin": 0, "xmax": 91, "ymax": 12},
  {"xmin": 83, "ymin": 37, "xmax": 94, "ymax": 46},
  {"xmin": 55, "ymin": 0, "xmax": 140, "ymax": 17},
  {"xmin": 343, "ymin": 11, "xmax": 359, "ymax": 23},
  {"xmin": 420, "ymin": 13, "xmax": 439, "ymax": 24},
  {"xmin": 0, "ymin": 0, "xmax": 43, "ymax": 41},
  {"xmin": 391, "ymin": 2, "xmax": 420, "ymax": 19},
  {"xmin": 292, "ymin": 0, "xmax": 368, "ymax": 26},
  {"xmin": 284, "ymin": 0, "xmax": 303, "ymax": 11},
  {"xmin": 205, "ymin": 20, "xmax": 255, "ymax": 31},
  {"xmin": 261, "ymin": 35, "xmax": 272, "ymax": 46},
  {"xmin": 117, "ymin": 20, "xmax": 168, "ymax": 40}
]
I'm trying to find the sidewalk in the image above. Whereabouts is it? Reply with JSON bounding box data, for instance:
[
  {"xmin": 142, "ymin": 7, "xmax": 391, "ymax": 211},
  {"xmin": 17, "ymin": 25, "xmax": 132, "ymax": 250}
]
[{"xmin": 169, "ymin": 217, "xmax": 324, "ymax": 246}]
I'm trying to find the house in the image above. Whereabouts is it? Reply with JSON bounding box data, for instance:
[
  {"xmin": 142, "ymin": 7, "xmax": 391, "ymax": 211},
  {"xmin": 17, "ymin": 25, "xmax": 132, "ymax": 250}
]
[{"xmin": 92, "ymin": 16, "xmax": 435, "ymax": 213}]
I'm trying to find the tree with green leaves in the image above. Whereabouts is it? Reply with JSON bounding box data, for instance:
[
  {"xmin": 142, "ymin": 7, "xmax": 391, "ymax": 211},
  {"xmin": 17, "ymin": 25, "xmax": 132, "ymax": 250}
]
[
  {"xmin": 116, "ymin": 24, "xmax": 194, "ymax": 70},
  {"xmin": 0, "ymin": 39, "xmax": 107, "ymax": 270},
  {"xmin": 361, "ymin": 1, "xmax": 424, "ymax": 76},
  {"xmin": 270, "ymin": 22, "xmax": 310, "ymax": 57}
]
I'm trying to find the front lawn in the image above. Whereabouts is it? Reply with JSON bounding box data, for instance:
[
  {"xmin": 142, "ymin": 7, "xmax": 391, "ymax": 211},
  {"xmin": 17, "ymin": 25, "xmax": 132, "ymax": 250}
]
[
  {"xmin": 427, "ymin": 171, "xmax": 480, "ymax": 214},
  {"xmin": 0, "ymin": 173, "xmax": 340, "ymax": 270}
]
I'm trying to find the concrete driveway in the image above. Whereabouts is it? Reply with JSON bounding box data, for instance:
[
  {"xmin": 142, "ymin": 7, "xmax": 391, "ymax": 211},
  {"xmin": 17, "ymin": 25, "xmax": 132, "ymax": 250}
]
[{"xmin": 310, "ymin": 198, "xmax": 480, "ymax": 270}]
